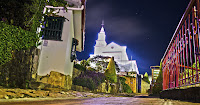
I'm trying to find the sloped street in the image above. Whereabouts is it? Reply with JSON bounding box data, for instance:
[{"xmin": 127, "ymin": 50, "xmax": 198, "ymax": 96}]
[{"xmin": 1, "ymin": 95, "xmax": 199, "ymax": 105}]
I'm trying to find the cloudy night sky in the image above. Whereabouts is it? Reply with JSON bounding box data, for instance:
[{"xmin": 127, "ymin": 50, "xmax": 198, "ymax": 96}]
[{"xmin": 77, "ymin": 0, "xmax": 191, "ymax": 75}]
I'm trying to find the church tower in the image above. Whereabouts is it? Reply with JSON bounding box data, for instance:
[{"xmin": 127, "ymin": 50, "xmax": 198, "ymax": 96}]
[
  {"xmin": 90, "ymin": 21, "xmax": 139, "ymax": 74},
  {"xmin": 94, "ymin": 21, "xmax": 107, "ymax": 55}
]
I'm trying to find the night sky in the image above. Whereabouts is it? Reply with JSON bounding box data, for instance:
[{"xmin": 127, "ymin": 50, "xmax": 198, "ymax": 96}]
[{"xmin": 77, "ymin": 0, "xmax": 191, "ymax": 75}]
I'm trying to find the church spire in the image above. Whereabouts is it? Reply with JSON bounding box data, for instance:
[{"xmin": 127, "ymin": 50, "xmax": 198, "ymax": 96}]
[
  {"xmin": 100, "ymin": 20, "xmax": 105, "ymax": 32},
  {"xmin": 101, "ymin": 20, "xmax": 104, "ymax": 26},
  {"xmin": 95, "ymin": 20, "xmax": 107, "ymax": 47}
]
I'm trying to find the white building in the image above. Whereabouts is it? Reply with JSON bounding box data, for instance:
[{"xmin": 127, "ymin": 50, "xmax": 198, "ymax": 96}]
[
  {"xmin": 37, "ymin": 0, "xmax": 86, "ymax": 76},
  {"xmin": 90, "ymin": 24, "xmax": 139, "ymax": 74}
]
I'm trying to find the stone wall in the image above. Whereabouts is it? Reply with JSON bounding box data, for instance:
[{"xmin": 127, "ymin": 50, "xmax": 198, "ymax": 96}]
[
  {"xmin": 37, "ymin": 71, "xmax": 72, "ymax": 90},
  {"xmin": 141, "ymin": 80, "xmax": 150, "ymax": 93},
  {"xmin": 160, "ymin": 87, "xmax": 200, "ymax": 102},
  {"xmin": 71, "ymin": 85, "xmax": 90, "ymax": 92},
  {"xmin": 96, "ymin": 82, "xmax": 108, "ymax": 93},
  {"xmin": 96, "ymin": 82, "xmax": 115, "ymax": 93},
  {"xmin": 71, "ymin": 82, "xmax": 119, "ymax": 94},
  {"xmin": 0, "ymin": 48, "xmax": 40, "ymax": 88},
  {"xmin": 31, "ymin": 49, "xmax": 40, "ymax": 81},
  {"xmin": 125, "ymin": 77, "xmax": 137, "ymax": 93}
]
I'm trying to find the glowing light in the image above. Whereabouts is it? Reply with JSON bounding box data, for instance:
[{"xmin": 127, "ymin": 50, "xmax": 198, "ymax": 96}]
[{"xmin": 89, "ymin": 54, "xmax": 95, "ymax": 58}]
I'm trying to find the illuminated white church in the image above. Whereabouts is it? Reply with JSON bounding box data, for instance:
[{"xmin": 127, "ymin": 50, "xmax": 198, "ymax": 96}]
[{"xmin": 90, "ymin": 23, "xmax": 139, "ymax": 74}]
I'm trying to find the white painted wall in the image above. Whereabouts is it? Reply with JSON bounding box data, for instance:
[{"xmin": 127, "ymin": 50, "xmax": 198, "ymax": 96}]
[{"xmin": 37, "ymin": 6, "xmax": 84, "ymax": 76}]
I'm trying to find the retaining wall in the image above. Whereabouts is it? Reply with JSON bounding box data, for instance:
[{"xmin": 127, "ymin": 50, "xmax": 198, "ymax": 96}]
[{"xmin": 160, "ymin": 87, "xmax": 200, "ymax": 102}]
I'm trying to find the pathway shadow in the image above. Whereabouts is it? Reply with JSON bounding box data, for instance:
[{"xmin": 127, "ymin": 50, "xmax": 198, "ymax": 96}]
[{"xmin": 134, "ymin": 95, "xmax": 159, "ymax": 98}]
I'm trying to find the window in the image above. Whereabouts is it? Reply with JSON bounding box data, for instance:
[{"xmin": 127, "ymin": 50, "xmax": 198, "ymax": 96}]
[{"xmin": 42, "ymin": 16, "xmax": 65, "ymax": 41}]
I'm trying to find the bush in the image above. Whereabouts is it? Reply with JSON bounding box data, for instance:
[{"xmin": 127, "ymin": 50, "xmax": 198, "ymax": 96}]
[
  {"xmin": 152, "ymin": 61, "xmax": 163, "ymax": 95},
  {"xmin": 74, "ymin": 64, "xmax": 86, "ymax": 71},
  {"xmin": 119, "ymin": 77, "xmax": 133, "ymax": 93},
  {"xmin": 142, "ymin": 72, "xmax": 150, "ymax": 84},
  {"xmin": 104, "ymin": 57, "xmax": 117, "ymax": 83},
  {"xmin": 0, "ymin": 22, "xmax": 39, "ymax": 66},
  {"xmin": 73, "ymin": 70, "xmax": 105, "ymax": 90},
  {"xmin": 87, "ymin": 67, "xmax": 96, "ymax": 71}
]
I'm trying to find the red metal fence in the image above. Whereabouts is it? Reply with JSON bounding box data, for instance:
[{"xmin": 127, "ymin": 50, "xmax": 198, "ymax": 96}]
[{"xmin": 162, "ymin": 0, "xmax": 200, "ymax": 90}]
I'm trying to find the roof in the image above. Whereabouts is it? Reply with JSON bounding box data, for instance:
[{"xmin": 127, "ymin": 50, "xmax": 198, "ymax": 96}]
[
  {"xmin": 107, "ymin": 42, "xmax": 126, "ymax": 48},
  {"xmin": 65, "ymin": 0, "xmax": 82, "ymax": 8},
  {"xmin": 150, "ymin": 66, "xmax": 160, "ymax": 69}
]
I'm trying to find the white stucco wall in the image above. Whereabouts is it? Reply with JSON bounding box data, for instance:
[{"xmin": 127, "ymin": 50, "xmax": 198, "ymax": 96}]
[
  {"xmin": 73, "ymin": 10, "xmax": 83, "ymax": 52},
  {"xmin": 37, "ymin": 6, "xmax": 83, "ymax": 76},
  {"xmin": 94, "ymin": 42, "xmax": 128, "ymax": 61}
]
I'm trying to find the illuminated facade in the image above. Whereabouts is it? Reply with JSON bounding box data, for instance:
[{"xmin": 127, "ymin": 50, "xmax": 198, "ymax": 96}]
[
  {"xmin": 90, "ymin": 24, "xmax": 139, "ymax": 74},
  {"xmin": 125, "ymin": 76, "xmax": 137, "ymax": 93},
  {"xmin": 150, "ymin": 66, "xmax": 160, "ymax": 85}
]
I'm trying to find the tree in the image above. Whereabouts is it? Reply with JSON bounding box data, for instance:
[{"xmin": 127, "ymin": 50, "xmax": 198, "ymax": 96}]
[
  {"xmin": 143, "ymin": 72, "xmax": 150, "ymax": 84},
  {"xmin": 0, "ymin": 0, "xmax": 68, "ymax": 88},
  {"xmin": 0, "ymin": 0, "xmax": 45, "ymax": 88},
  {"xmin": 104, "ymin": 57, "xmax": 117, "ymax": 83},
  {"xmin": 89, "ymin": 55, "xmax": 120, "ymax": 72},
  {"xmin": 152, "ymin": 60, "xmax": 163, "ymax": 95},
  {"xmin": 80, "ymin": 60, "xmax": 90, "ymax": 70}
]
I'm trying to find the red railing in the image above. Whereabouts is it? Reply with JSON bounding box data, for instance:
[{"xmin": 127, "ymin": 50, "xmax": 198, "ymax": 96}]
[{"xmin": 162, "ymin": 0, "xmax": 200, "ymax": 90}]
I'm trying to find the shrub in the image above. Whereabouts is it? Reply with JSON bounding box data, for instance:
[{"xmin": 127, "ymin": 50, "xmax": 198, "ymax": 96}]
[
  {"xmin": 0, "ymin": 22, "xmax": 39, "ymax": 66},
  {"xmin": 104, "ymin": 57, "xmax": 117, "ymax": 83},
  {"xmin": 142, "ymin": 72, "xmax": 150, "ymax": 84},
  {"xmin": 74, "ymin": 64, "xmax": 86, "ymax": 71},
  {"xmin": 87, "ymin": 67, "xmax": 96, "ymax": 71},
  {"xmin": 119, "ymin": 77, "xmax": 133, "ymax": 93},
  {"xmin": 80, "ymin": 60, "xmax": 90, "ymax": 68},
  {"xmin": 152, "ymin": 61, "xmax": 163, "ymax": 94},
  {"xmin": 73, "ymin": 70, "xmax": 105, "ymax": 90}
]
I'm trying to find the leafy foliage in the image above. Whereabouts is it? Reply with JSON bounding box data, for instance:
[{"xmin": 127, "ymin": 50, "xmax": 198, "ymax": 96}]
[
  {"xmin": 152, "ymin": 61, "xmax": 163, "ymax": 94},
  {"xmin": 89, "ymin": 55, "xmax": 120, "ymax": 72},
  {"xmin": 0, "ymin": 0, "xmax": 69, "ymax": 88},
  {"xmin": 181, "ymin": 60, "xmax": 200, "ymax": 84},
  {"xmin": 73, "ymin": 70, "xmax": 105, "ymax": 90},
  {"xmin": 142, "ymin": 72, "xmax": 150, "ymax": 84},
  {"xmin": 87, "ymin": 67, "xmax": 96, "ymax": 71},
  {"xmin": 0, "ymin": 0, "xmax": 44, "ymax": 66},
  {"xmin": 104, "ymin": 57, "xmax": 117, "ymax": 83},
  {"xmin": 0, "ymin": 0, "xmax": 46, "ymax": 31},
  {"xmin": 0, "ymin": 0, "xmax": 70, "ymax": 65},
  {"xmin": 0, "ymin": 22, "xmax": 39, "ymax": 66},
  {"xmin": 74, "ymin": 64, "xmax": 86, "ymax": 71},
  {"xmin": 47, "ymin": 0, "xmax": 68, "ymax": 8},
  {"xmin": 119, "ymin": 77, "xmax": 133, "ymax": 93},
  {"xmin": 80, "ymin": 60, "xmax": 90, "ymax": 70}
]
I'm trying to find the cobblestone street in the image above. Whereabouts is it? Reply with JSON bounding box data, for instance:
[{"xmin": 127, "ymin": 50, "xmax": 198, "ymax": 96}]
[{"xmin": 1, "ymin": 96, "xmax": 200, "ymax": 105}]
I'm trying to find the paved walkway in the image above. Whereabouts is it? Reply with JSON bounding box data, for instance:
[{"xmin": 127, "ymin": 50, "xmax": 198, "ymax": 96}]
[{"xmin": 0, "ymin": 96, "xmax": 200, "ymax": 105}]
